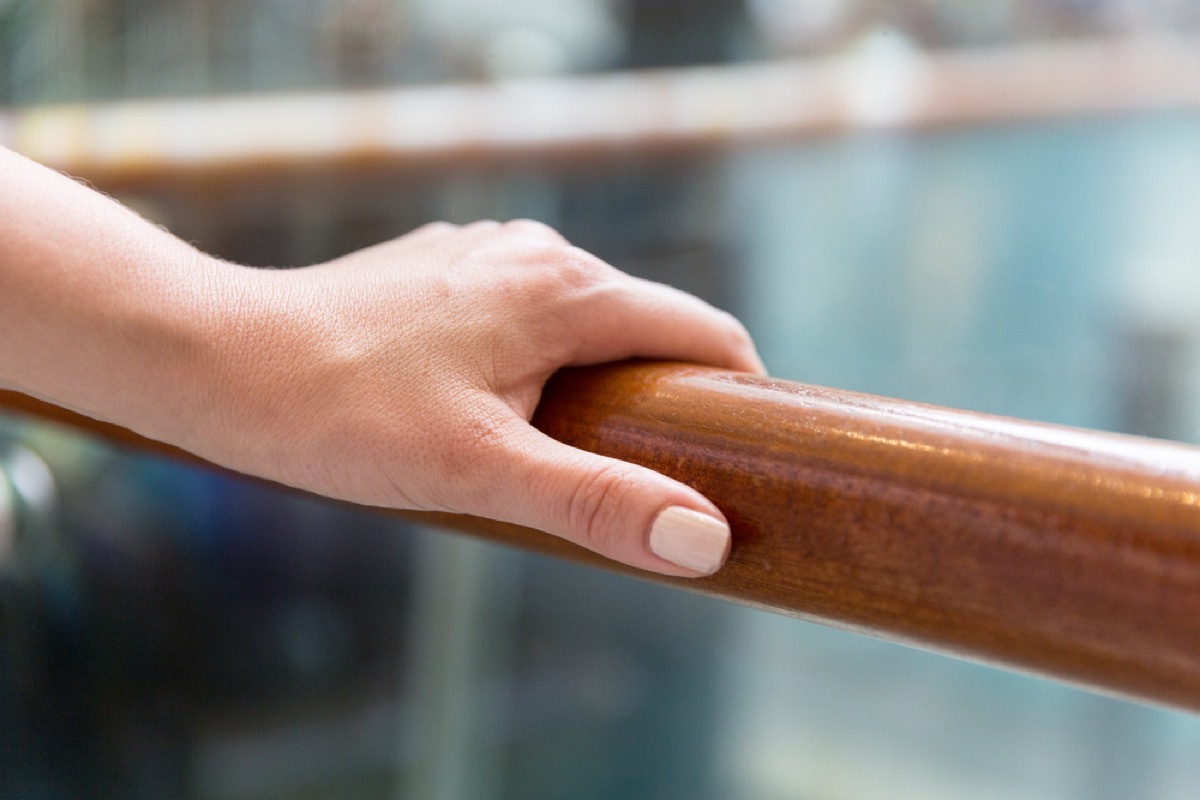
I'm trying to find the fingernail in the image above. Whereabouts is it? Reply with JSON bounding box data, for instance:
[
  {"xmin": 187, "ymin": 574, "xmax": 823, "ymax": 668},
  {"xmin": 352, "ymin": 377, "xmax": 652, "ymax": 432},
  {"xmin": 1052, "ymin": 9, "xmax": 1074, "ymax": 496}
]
[{"xmin": 649, "ymin": 506, "xmax": 731, "ymax": 576}]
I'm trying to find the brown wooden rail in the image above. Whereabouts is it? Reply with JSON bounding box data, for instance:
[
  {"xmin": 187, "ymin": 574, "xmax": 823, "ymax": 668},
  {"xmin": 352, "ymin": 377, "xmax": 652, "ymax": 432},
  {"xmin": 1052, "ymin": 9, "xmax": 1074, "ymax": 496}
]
[
  {"xmin": 3, "ymin": 36, "xmax": 1198, "ymax": 191},
  {"xmin": 3, "ymin": 361, "xmax": 1200, "ymax": 711}
]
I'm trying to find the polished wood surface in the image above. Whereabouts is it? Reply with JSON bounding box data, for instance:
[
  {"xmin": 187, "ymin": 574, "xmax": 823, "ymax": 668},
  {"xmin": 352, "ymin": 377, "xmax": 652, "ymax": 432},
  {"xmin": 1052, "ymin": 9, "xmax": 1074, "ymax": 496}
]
[
  {"xmin": 4, "ymin": 362, "xmax": 1200, "ymax": 711},
  {"xmin": 4, "ymin": 36, "xmax": 1197, "ymax": 191}
]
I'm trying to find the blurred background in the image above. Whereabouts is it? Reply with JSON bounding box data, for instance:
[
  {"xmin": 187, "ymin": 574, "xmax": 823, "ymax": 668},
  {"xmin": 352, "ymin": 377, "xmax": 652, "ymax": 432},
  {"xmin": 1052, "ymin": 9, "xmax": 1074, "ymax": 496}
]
[{"xmin": 3, "ymin": 1, "xmax": 1200, "ymax": 798}]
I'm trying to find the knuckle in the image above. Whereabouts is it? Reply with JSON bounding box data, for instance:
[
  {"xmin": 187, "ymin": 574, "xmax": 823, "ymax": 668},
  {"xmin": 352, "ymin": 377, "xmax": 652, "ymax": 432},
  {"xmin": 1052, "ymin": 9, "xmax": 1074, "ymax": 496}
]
[
  {"xmin": 704, "ymin": 304, "xmax": 753, "ymax": 347},
  {"xmin": 567, "ymin": 463, "xmax": 638, "ymax": 554},
  {"xmin": 452, "ymin": 414, "xmax": 510, "ymax": 465},
  {"xmin": 436, "ymin": 410, "xmax": 514, "ymax": 491},
  {"xmin": 725, "ymin": 314, "xmax": 755, "ymax": 345},
  {"xmin": 502, "ymin": 246, "xmax": 611, "ymax": 304},
  {"xmin": 464, "ymin": 219, "xmax": 502, "ymax": 233},
  {"xmin": 415, "ymin": 221, "xmax": 456, "ymax": 235},
  {"xmin": 503, "ymin": 218, "xmax": 564, "ymax": 241},
  {"xmin": 547, "ymin": 246, "xmax": 613, "ymax": 291}
]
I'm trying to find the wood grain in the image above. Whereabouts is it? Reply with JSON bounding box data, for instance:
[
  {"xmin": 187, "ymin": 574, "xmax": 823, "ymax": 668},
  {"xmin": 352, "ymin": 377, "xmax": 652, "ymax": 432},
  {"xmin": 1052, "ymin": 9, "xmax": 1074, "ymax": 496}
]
[{"xmin": 4, "ymin": 361, "xmax": 1200, "ymax": 710}]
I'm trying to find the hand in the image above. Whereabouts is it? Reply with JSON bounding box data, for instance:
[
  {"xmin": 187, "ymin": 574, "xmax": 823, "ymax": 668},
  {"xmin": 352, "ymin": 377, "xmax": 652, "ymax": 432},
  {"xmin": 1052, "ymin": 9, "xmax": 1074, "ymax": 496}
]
[
  {"xmin": 0, "ymin": 147, "xmax": 762, "ymax": 577},
  {"xmin": 188, "ymin": 220, "xmax": 765, "ymax": 576}
]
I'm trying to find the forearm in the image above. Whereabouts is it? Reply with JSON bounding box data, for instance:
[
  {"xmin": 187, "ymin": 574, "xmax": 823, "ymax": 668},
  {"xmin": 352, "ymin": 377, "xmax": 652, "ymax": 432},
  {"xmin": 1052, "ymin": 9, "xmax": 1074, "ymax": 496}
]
[{"xmin": 0, "ymin": 147, "xmax": 244, "ymax": 441}]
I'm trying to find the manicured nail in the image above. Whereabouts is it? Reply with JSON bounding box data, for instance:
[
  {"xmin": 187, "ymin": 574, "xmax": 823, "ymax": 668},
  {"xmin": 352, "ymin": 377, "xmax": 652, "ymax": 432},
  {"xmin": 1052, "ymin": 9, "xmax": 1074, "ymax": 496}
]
[{"xmin": 649, "ymin": 506, "xmax": 731, "ymax": 575}]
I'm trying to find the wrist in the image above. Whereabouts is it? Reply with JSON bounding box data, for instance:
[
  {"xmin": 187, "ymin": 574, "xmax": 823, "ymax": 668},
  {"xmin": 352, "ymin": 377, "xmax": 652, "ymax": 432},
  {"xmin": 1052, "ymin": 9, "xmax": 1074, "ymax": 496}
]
[
  {"xmin": 164, "ymin": 261, "xmax": 331, "ymax": 482},
  {"xmin": 138, "ymin": 251, "xmax": 273, "ymax": 457}
]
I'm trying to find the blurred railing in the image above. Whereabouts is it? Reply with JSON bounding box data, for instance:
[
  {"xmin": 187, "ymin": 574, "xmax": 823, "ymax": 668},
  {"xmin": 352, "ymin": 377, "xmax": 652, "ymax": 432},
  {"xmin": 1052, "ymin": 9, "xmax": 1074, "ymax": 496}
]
[
  {"xmin": 4, "ymin": 362, "xmax": 1200, "ymax": 712},
  {"xmin": 3, "ymin": 36, "xmax": 1198, "ymax": 190}
]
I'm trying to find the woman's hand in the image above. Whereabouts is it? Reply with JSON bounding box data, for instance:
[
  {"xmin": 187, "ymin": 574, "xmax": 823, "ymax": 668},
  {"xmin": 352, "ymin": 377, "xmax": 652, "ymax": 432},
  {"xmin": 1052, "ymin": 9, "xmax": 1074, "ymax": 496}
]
[
  {"xmin": 193, "ymin": 220, "xmax": 765, "ymax": 577},
  {"xmin": 1, "ymin": 146, "xmax": 765, "ymax": 577}
]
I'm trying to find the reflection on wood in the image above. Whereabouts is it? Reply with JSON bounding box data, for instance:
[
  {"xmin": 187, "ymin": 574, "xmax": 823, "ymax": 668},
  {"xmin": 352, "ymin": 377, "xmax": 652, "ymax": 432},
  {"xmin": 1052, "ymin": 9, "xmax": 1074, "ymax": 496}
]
[
  {"xmin": 3, "ymin": 37, "xmax": 1198, "ymax": 190},
  {"xmin": 4, "ymin": 361, "xmax": 1200, "ymax": 711}
]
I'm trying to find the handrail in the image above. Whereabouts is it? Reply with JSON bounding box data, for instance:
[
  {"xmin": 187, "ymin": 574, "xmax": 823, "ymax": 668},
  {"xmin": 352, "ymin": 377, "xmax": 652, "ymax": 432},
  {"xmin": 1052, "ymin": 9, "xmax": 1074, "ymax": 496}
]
[
  {"xmin": 3, "ymin": 361, "xmax": 1200, "ymax": 711},
  {"xmin": 3, "ymin": 36, "xmax": 1198, "ymax": 191}
]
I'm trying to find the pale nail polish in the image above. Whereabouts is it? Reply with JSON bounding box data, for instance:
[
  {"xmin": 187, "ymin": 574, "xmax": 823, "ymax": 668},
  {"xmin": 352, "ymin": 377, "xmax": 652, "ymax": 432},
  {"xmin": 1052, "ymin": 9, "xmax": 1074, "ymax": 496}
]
[{"xmin": 649, "ymin": 506, "xmax": 731, "ymax": 575}]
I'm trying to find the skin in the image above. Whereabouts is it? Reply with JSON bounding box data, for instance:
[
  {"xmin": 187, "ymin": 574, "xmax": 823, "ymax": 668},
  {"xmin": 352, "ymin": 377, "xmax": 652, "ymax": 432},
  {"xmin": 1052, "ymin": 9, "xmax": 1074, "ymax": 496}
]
[{"xmin": 0, "ymin": 146, "xmax": 765, "ymax": 576}]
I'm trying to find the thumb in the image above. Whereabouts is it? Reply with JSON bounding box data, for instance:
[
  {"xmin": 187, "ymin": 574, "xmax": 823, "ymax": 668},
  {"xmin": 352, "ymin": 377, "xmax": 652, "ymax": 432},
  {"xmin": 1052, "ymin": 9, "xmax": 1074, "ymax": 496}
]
[{"xmin": 474, "ymin": 424, "xmax": 732, "ymax": 577}]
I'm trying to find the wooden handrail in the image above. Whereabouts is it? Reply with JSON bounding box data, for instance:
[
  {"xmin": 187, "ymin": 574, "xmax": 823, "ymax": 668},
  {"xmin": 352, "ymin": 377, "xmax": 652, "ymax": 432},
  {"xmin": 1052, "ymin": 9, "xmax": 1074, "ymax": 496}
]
[
  {"xmin": 3, "ymin": 36, "xmax": 1197, "ymax": 191},
  {"xmin": 3, "ymin": 361, "xmax": 1200, "ymax": 711}
]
